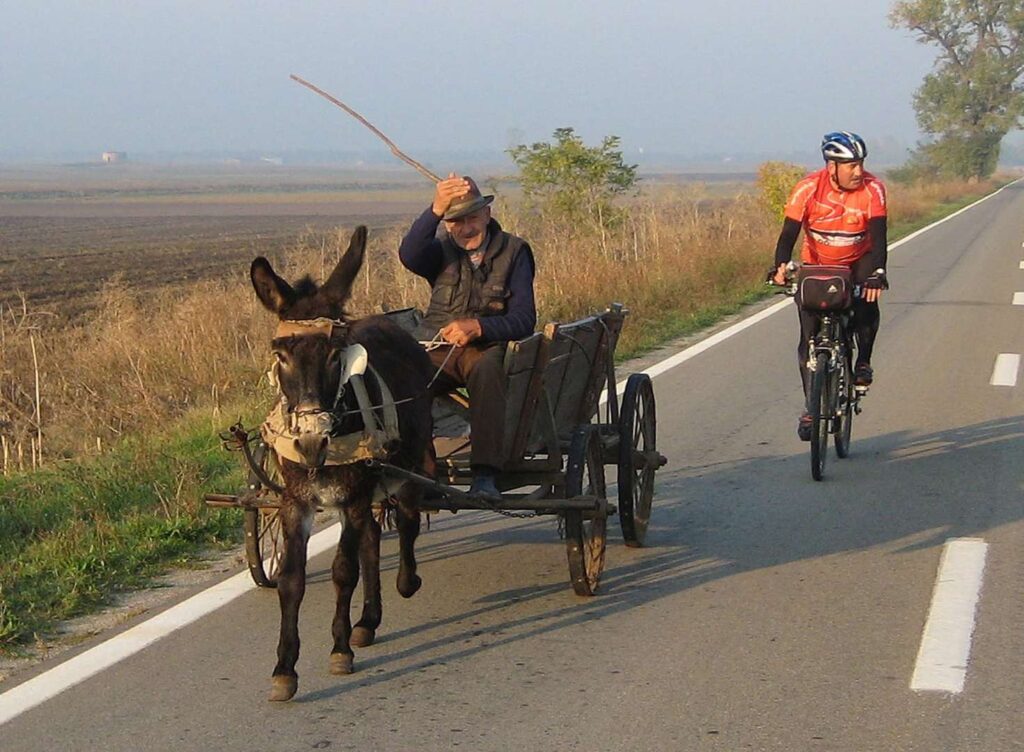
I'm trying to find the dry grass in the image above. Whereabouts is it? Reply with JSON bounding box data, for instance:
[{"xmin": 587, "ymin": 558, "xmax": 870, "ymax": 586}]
[
  {"xmin": 502, "ymin": 186, "xmax": 775, "ymax": 336},
  {"xmin": 886, "ymin": 177, "xmax": 997, "ymax": 226},
  {"xmin": 0, "ymin": 224, "xmax": 424, "ymax": 468},
  {"xmin": 0, "ymin": 177, "xmax": 997, "ymax": 468}
]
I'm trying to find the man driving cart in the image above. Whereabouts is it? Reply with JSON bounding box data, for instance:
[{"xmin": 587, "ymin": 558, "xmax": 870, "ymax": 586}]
[{"xmin": 399, "ymin": 174, "xmax": 537, "ymax": 497}]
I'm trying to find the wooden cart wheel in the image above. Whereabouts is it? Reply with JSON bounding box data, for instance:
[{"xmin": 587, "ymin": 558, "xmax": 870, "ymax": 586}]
[
  {"xmin": 564, "ymin": 426, "xmax": 608, "ymax": 596},
  {"xmin": 617, "ymin": 373, "xmax": 657, "ymax": 547},
  {"xmin": 244, "ymin": 442, "xmax": 284, "ymax": 588}
]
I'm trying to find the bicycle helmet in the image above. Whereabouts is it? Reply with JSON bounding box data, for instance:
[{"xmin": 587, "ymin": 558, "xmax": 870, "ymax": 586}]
[{"xmin": 821, "ymin": 131, "xmax": 867, "ymax": 162}]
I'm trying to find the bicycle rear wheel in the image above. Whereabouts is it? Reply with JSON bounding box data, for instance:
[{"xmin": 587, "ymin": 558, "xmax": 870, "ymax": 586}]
[
  {"xmin": 834, "ymin": 352, "xmax": 853, "ymax": 458},
  {"xmin": 809, "ymin": 352, "xmax": 830, "ymax": 481}
]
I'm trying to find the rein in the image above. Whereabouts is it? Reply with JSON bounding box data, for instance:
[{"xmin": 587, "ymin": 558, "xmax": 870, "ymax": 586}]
[{"xmin": 272, "ymin": 317, "xmax": 352, "ymax": 419}]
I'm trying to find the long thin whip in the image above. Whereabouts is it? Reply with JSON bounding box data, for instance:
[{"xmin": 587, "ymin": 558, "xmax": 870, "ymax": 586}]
[{"xmin": 290, "ymin": 74, "xmax": 441, "ymax": 183}]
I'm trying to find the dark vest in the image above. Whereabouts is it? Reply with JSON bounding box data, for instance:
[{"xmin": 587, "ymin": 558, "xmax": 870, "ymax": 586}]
[{"xmin": 416, "ymin": 220, "xmax": 525, "ymax": 340}]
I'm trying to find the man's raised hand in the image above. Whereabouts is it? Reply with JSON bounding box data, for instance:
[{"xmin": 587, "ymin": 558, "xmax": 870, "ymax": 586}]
[{"xmin": 432, "ymin": 173, "xmax": 471, "ymax": 217}]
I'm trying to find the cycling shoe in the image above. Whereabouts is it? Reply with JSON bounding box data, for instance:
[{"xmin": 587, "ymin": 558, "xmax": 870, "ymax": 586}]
[{"xmin": 797, "ymin": 412, "xmax": 813, "ymax": 442}]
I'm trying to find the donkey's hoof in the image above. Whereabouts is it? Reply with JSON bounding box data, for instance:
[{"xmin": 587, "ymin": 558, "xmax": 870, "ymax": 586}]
[
  {"xmin": 350, "ymin": 626, "xmax": 375, "ymax": 647},
  {"xmin": 329, "ymin": 652, "xmax": 354, "ymax": 675},
  {"xmin": 269, "ymin": 675, "xmax": 298, "ymax": 702},
  {"xmin": 397, "ymin": 572, "xmax": 422, "ymax": 599}
]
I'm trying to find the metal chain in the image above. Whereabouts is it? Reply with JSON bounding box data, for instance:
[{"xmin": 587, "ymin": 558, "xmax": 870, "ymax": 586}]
[
  {"xmin": 489, "ymin": 507, "xmax": 538, "ymax": 519},
  {"xmin": 467, "ymin": 491, "xmax": 540, "ymax": 519}
]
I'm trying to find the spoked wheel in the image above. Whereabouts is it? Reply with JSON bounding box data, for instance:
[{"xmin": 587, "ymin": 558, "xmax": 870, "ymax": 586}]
[
  {"xmin": 834, "ymin": 354, "xmax": 854, "ymax": 459},
  {"xmin": 244, "ymin": 442, "xmax": 284, "ymax": 588},
  {"xmin": 617, "ymin": 373, "xmax": 657, "ymax": 547},
  {"xmin": 564, "ymin": 426, "xmax": 608, "ymax": 596},
  {"xmin": 809, "ymin": 352, "xmax": 830, "ymax": 481}
]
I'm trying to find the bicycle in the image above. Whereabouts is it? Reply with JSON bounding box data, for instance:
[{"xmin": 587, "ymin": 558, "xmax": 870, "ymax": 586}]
[{"xmin": 770, "ymin": 263, "xmax": 868, "ymax": 481}]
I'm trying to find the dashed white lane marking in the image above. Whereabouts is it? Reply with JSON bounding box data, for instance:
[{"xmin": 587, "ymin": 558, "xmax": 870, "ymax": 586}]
[
  {"xmin": 0, "ymin": 523, "xmax": 343, "ymax": 727},
  {"xmin": 1019, "ymin": 261, "xmax": 1024, "ymax": 269},
  {"xmin": 911, "ymin": 538, "xmax": 988, "ymax": 693},
  {"xmin": 2, "ymin": 178, "xmax": 1020, "ymax": 727},
  {"xmin": 990, "ymin": 353, "xmax": 1020, "ymax": 386},
  {"xmin": 1013, "ymin": 292, "xmax": 1024, "ymax": 305}
]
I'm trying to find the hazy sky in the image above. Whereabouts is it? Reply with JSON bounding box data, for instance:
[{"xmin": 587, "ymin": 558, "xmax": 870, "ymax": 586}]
[{"xmin": 0, "ymin": 0, "xmax": 939, "ymax": 161}]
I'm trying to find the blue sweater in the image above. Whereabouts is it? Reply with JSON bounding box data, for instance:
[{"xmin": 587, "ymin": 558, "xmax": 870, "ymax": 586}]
[{"xmin": 399, "ymin": 207, "xmax": 537, "ymax": 343}]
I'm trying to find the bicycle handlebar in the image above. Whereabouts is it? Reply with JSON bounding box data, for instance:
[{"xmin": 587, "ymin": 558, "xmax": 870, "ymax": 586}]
[{"xmin": 764, "ymin": 261, "xmax": 868, "ymax": 300}]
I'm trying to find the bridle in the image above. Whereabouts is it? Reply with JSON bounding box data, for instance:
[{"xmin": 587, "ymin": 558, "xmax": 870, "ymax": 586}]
[{"xmin": 268, "ymin": 317, "xmax": 352, "ymax": 429}]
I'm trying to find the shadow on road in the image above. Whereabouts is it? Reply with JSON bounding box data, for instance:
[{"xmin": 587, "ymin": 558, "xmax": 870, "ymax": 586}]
[{"xmin": 296, "ymin": 413, "xmax": 1024, "ymax": 703}]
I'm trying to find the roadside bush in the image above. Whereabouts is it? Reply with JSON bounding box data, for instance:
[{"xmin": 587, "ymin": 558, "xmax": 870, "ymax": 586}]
[
  {"xmin": 507, "ymin": 127, "xmax": 638, "ymax": 232},
  {"xmin": 756, "ymin": 161, "xmax": 808, "ymax": 218}
]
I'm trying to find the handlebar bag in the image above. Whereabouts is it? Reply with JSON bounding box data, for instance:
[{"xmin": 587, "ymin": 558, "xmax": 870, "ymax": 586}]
[{"xmin": 798, "ymin": 265, "xmax": 852, "ymax": 311}]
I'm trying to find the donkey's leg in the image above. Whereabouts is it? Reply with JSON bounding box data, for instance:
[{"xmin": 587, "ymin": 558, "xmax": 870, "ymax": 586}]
[
  {"xmin": 270, "ymin": 502, "xmax": 314, "ymax": 702},
  {"xmin": 328, "ymin": 510, "xmax": 361, "ymax": 676},
  {"xmin": 394, "ymin": 481, "xmax": 423, "ymax": 598},
  {"xmin": 350, "ymin": 501, "xmax": 382, "ymax": 648}
]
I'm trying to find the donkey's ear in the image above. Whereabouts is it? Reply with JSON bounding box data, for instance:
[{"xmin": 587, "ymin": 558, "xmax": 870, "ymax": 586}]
[
  {"xmin": 322, "ymin": 225, "xmax": 367, "ymax": 305},
  {"xmin": 250, "ymin": 257, "xmax": 296, "ymax": 314}
]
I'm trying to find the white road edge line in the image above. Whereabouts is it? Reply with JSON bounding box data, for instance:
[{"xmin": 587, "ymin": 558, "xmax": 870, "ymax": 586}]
[
  {"xmin": 2, "ymin": 179, "xmax": 1019, "ymax": 728},
  {"xmin": 910, "ymin": 538, "xmax": 988, "ymax": 693},
  {"xmin": 990, "ymin": 353, "xmax": 1020, "ymax": 387}
]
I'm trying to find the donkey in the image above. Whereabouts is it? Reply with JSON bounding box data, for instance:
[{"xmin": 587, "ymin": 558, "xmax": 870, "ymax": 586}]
[{"xmin": 249, "ymin": 226, "xmax": 434, "ymax": 702}]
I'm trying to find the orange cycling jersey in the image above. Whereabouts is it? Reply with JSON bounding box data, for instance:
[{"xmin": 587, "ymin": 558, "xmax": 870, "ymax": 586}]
[{"xmin": 784, "ymin": 167, "xmax": 887, "ymax": 266}]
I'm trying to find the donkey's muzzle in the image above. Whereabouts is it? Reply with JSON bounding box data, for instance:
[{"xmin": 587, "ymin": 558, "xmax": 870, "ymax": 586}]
[
  {"xmin": 289, "ymin": 409, "xmax": 333, "ymax": 467},
  {"xmin": 293, "ymin": 432, "xmax": 329, "ymax": 468}
]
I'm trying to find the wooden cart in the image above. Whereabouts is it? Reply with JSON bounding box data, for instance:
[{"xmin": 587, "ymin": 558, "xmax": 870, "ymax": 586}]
[{"xmin": 205, "ymin": 304, "xmax": 666, "ymax": 595}]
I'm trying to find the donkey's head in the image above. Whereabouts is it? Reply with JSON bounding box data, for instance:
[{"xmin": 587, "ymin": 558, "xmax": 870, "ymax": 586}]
[{"xmin": 250, "ymin": 226, "xmax": 368, "ymax": 467}]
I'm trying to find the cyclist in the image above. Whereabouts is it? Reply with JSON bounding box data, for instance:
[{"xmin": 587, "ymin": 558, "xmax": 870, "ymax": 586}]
[{"xmin": 771, "ymin": 131, "xmax": 889, "ymax": 440}]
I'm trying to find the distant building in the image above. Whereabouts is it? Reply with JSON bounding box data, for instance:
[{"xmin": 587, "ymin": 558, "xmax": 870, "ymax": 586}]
[{"xmin": 101, "ymin": 151, "xmax": 127, "ymax": 163}]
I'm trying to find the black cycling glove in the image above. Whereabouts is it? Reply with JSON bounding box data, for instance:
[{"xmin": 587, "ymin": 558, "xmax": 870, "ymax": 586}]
[{"xmin": 863, "ymin": 269, "xmax": 889, "ymax": 291}]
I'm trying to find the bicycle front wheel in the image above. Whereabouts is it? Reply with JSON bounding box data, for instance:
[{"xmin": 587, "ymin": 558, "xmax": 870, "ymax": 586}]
[
  {"xmin": 834, "ymin": 353, "xmax": 853, "ymax": 458},
  {"xmin": 809, "ymin": 352, "xmax": 830, "ymax": 481}
]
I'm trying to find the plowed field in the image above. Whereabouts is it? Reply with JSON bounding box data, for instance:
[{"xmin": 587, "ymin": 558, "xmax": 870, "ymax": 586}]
[{"xmin": 0, "ymin": 165, "xmax": 429, "ymax": 319}]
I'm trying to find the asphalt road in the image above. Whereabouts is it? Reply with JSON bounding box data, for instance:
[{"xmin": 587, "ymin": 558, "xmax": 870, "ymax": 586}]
[{"xmin": 2, "ymin": 183, "xmax": 1023, "ymax": 751}]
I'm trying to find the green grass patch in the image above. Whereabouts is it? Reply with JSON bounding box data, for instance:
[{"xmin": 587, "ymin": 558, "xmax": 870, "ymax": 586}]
[
  {"xmin": 0, "ymin": 407, "xmax": 260, "ymax": 651},
  {"xmin": 615, "ymin": 284, "xmax": 766, "ymax": 361}
]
